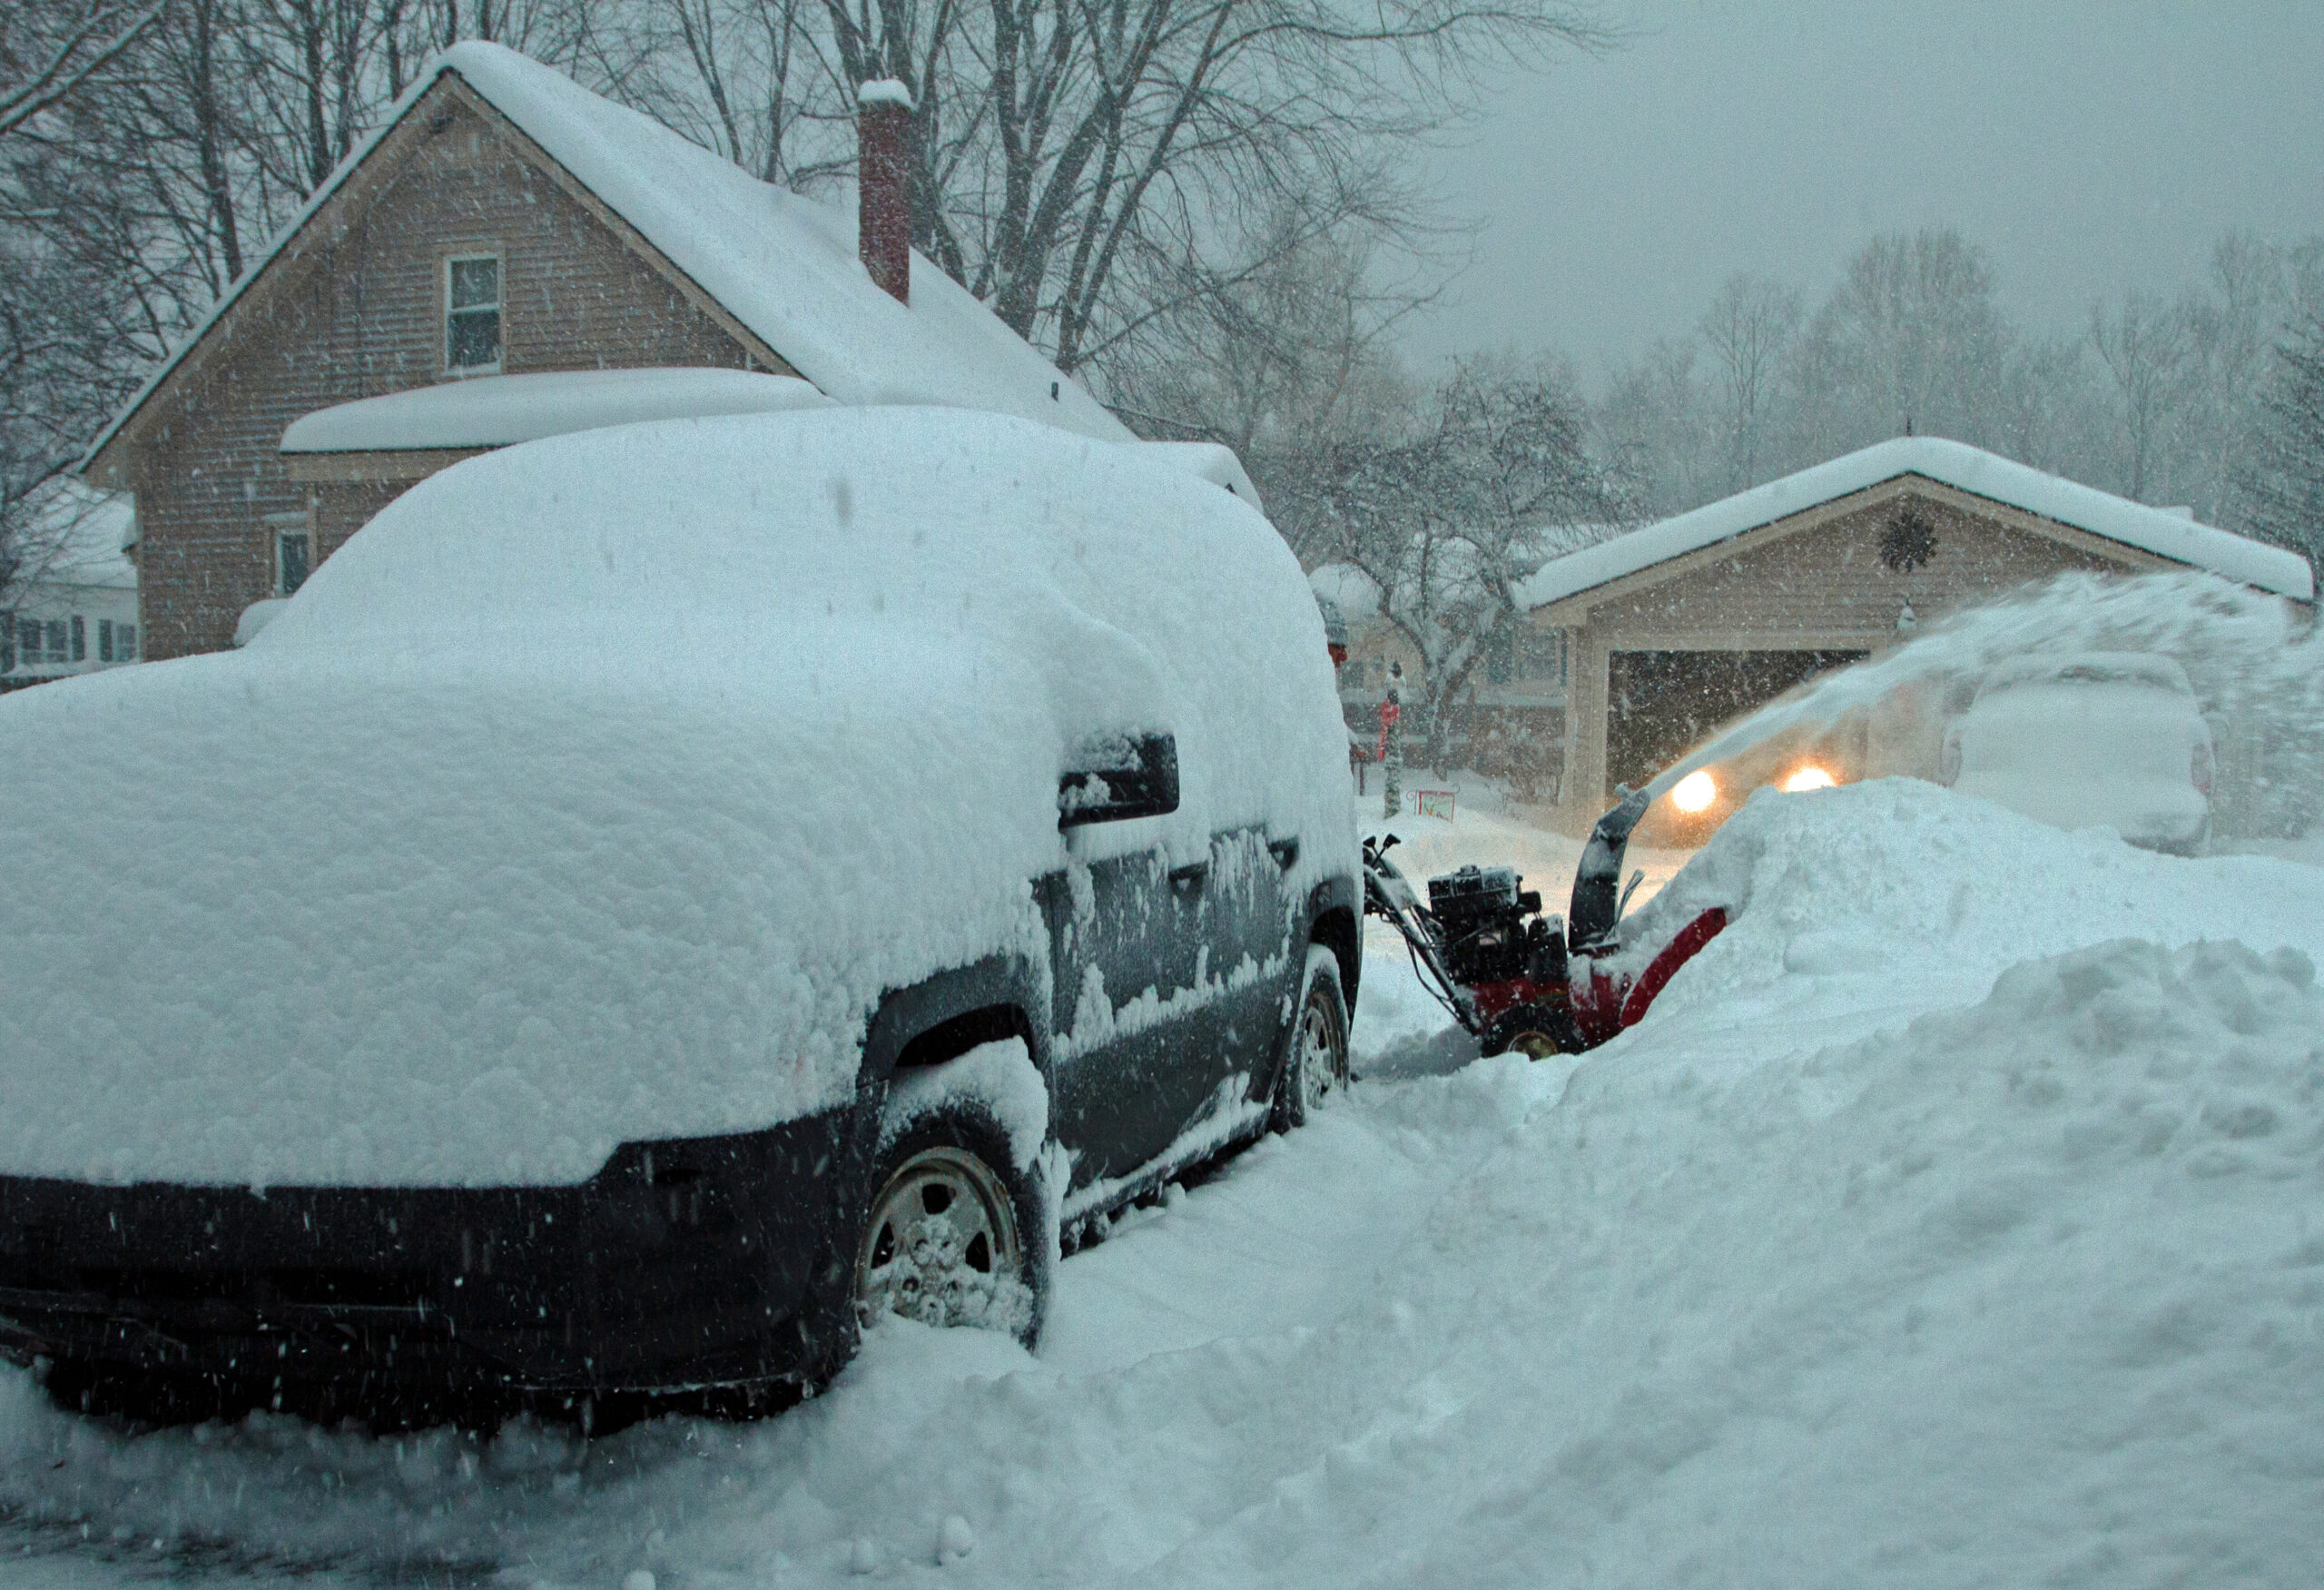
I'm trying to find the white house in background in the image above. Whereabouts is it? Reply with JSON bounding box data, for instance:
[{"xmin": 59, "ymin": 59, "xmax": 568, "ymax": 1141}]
[{"xmin": 3, "ymin": 486, "xmax": 139, "ymax": 692}]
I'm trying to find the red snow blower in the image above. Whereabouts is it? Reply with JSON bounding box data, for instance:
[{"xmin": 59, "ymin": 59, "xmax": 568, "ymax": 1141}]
[{"xmin": 1361, "ymin": 788, "xmax": 1729, "ymax": 1058}]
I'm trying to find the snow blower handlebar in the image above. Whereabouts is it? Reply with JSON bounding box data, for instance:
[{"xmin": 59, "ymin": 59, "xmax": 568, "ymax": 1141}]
[
  {"xmin": 1360, "ymin": 786, "xmax": 1726, "ymax": 1059},
  {"xmin": 1360, "ymin": 835, "xmax": 1479, "ymax": 1031}
]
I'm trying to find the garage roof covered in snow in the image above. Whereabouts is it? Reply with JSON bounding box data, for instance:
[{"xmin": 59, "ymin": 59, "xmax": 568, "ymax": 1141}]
[
  {"xmin": 1517, "ymin": 438, "xmax": 2315, "ymax": 610},
  {"xmin": 84, "ymin": 42, "xmax": 1133, "ymax": 471}
]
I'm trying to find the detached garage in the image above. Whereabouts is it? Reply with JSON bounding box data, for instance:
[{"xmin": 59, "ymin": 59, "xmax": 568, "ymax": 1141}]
[{"xmin": 1524, "ymin": 438, "xmax": 2314, "ymax": 826}]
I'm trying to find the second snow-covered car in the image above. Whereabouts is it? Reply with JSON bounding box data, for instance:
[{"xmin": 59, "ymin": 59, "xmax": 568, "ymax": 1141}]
[
  {"xmin": 0, "ymin": 408, "xmax": 1360, "ymax": 1427},
  {"xmin": 1939, "ymin": 651, "xmax": 2213, "ymax": 854}
]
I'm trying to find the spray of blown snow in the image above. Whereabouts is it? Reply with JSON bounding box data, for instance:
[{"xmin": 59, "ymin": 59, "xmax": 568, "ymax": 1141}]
[{"xmin": 1639, "ymin": 571, "xmax": 2322, "ymax": 839}]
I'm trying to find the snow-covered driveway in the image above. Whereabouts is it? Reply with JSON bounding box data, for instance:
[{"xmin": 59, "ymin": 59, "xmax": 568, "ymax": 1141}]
[{"xmin": 7, "ymin": 781, "xmax": 2324, "ymax": 1588}]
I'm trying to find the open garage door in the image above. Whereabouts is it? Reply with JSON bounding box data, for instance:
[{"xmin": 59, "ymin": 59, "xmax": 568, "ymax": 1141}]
[{"xmin": 1606, "ymin": 649, "xmax": 1866, "ymax": 794}]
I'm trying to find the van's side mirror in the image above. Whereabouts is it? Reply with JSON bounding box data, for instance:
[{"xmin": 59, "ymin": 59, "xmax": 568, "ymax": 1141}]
[{"xmin": 1059, "ymin": 732, "xmax": 1179, "ymax": 828}]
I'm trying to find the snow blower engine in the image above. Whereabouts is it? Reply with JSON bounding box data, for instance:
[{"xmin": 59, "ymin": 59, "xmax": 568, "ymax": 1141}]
[{"xmin": 1360, "ymin": 788, "xmax": 1730, "ymax": 1060}]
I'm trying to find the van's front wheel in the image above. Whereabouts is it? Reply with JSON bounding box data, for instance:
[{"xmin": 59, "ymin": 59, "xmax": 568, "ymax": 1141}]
[{"xmin": 853, "ymin": 1113, "xmax": 1040, "ymax": 1347}]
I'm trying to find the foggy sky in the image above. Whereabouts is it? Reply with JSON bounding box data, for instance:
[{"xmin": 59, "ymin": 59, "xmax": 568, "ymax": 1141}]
[{"xmin": 1403, "ymin": 0, "xmax": 2324, "ymax": 381}]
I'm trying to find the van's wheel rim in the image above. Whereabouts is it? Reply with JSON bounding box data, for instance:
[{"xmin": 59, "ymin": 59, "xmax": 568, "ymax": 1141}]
[
  {"xmin": 855, "ymin": 1146, "xmax": 1024, "ymax": 1330},
  {"xmin": 1297, "ymin": 985, "xmax": 1346, "ymax": 1114}
]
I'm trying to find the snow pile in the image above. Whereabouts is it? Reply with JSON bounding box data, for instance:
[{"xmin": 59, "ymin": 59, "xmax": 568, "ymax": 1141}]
[
  {"xmin": 0, "ymin": 408, "xmax": 1351, "ymax": 1188},
  {"xmin": 1612, "ymin": 776, "xmax": 2324, "ymax": 1047}
]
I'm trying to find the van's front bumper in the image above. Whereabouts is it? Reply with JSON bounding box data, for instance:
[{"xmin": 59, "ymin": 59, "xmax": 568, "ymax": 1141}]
[{"xmin": 0, "ymin": 1109, "xmax": 854, "ymax": 1410}]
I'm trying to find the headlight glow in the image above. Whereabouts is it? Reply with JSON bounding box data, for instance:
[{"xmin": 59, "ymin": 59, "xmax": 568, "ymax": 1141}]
[
  {"xmin": 1782, "ymin": 765, "xmax": 1837, "ymax": 793},
  {"xmin": 1670, "ymin": 770, "xmax": 1718, "ymax": 813}
]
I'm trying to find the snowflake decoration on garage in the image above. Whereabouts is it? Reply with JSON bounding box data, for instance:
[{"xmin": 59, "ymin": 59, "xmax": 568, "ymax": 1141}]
[{"xmin": 1879, "ymin": 503, "xmax": 1939, "ymax": 573}]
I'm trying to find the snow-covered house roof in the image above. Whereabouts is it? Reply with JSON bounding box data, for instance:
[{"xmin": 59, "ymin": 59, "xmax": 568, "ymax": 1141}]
[
  {"xmin": 15, "ymin": 481, "xmax": 136, "ymax": 592},
  {"xmin": 84, "ymin": 42, "xmax": 1133, "ymax": 470},
  {"xmin": 1516, "ymin": 438, "xmax": 2315, "ymax": 610}
]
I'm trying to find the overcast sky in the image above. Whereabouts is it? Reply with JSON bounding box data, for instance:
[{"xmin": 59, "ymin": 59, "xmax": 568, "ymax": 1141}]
[{"xmin": 1400, "ymin": 0, "xmax": 2324, "ymax": 382}]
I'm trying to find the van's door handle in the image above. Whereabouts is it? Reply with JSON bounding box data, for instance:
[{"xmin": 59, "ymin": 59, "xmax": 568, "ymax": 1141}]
[
  {"xmin": 1268, "ymin": 838, "xmax": 1299, "ymax": 869},
  {"xmin": 1169, "ymin": 861, "xmax": 1209, "ymax": 892}
]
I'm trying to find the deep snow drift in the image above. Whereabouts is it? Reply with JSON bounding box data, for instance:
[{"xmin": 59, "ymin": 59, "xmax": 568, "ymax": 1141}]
[{"xmin": 5, "ymin": 779, "xmax": 2321, "ymax": 1586}]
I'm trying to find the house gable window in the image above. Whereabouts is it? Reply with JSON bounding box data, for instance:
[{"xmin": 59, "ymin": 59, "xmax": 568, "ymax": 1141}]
[
  {"xmin": 446, "ymin": 254, "xmax": 503, "ymax": 371},
  {"xmin": 277, "ymin": 529, "xmax": 312, "ymax": 596}
]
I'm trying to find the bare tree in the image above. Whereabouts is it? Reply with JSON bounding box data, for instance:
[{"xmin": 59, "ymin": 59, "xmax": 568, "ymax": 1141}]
[
  {"xmin": 1811, "ymin": 227, "xmax": 2010, "ymax": 450},
  {"xmin": 1298, "ymin": 361, "xmax": 1624, "ymax": 765},
  {"xmin": 2175, "ymin": 233, "xmax": 2293, "ymax": 524},
  {"xmin": 1696, "ymin": 271, "xmax": 1799, "ymax": 492},
  {"xmin": 2241, "ymin": 301, "xmax": 2324, "ymax": 569},
  {"xmin": 591, "ymin": 0, "xmax": 1613, "ymax": 379},
  {"xmin": 0, "ymin": 0, "xmax": 168, "ymax": 143},
  {"xmin": 2089, "ymin": 290, "xmax": 2191, "ymax": 502},
  {"xmin": 1594, "ymin": 336, "xmax": 1712, "ymax": 518},
  {"xmin": 1991, "ymin": 331, "xmax": 2098, "ymax": 476}
]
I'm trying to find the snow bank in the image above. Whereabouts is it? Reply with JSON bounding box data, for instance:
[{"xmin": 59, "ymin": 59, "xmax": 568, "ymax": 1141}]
[
  {"xmin": 1611, "ymin": 776, "xmax": 2324, "ymax": 1049},
  {"xmin": 0, "ymin": 408, "xmax": 1351, "ymax": 1188}
]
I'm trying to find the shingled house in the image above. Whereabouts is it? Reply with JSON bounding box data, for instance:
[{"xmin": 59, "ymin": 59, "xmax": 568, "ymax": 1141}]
[{"xmin": 80, "ymin": 44, "xmax": 1136, "ymax": 660}]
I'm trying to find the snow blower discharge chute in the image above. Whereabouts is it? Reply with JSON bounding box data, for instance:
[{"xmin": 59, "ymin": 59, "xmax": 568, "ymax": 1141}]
[{"xmin": 1361, "ymin": 787, "xmax": 1729, "ymax": 1058}]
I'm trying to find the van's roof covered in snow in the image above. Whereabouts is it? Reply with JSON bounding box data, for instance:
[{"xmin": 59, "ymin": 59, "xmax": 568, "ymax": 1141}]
[
  {"xmin": 84, "ymin": 43, "xmax": 1133, "ymax": 468},
  {"xmin": 0, "ymin": 409, "xmax": 1351, "ymax": 1189},
  {"xmin": 1976, "ymin": 651, "xmax": 2195, "ymax": 696}
]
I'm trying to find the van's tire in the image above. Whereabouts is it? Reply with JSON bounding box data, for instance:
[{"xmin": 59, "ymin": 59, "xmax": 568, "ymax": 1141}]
[
  {"xmin": 1481, "ymin": 1003, "xmax": 1575, "ymax": 1061},
  {"xmin": 853, "ymin": 1105, "xmax": 1047, "ymax": 1351},
  {"xmin": 1273, "ymin": 946, "xmax": 1350, "ymax": 1132}
]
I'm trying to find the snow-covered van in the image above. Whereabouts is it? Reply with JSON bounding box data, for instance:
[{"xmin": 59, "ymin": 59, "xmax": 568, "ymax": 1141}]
[
  {"xmin": 1939, "ymin": 651, "xmax": 2214, "ymax": 855},
  {"xmin": 0, "ymin": 408, "xmax": 1360, "ymax": 1425}
]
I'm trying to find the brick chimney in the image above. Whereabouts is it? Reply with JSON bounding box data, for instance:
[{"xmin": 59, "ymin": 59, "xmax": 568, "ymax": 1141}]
[{"xmin": 857, "ymin": 79, "xmax": 913, "ymax": 305}]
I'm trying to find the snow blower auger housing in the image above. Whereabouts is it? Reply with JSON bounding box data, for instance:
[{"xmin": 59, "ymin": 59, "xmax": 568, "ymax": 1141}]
[{"xmin": 1361, "ymin": 788, "xmax": 1729, "ymax": 1059}]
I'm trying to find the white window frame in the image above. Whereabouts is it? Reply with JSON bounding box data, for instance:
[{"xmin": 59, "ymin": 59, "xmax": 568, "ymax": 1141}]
[
  {"xmin": 444, "ymin": 251, "xmax": 504, "ymax": 374},
  {"xmin": 266, "ymin": 508, "xmax": 316, "ymax": 597}
]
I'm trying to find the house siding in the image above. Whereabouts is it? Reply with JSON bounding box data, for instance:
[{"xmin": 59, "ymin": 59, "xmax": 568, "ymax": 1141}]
[
  {"xmin": 1572, "ymin": 492, "xmax": 2136, "ymax": 644},
  {"xmin": 128, "ymin": 92, "xmax": 756, "ymax": 659}
]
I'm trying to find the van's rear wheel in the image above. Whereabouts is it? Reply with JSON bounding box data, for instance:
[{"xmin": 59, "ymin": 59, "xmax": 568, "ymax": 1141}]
[{"xmin": 854, "ymin": 1113, "xmax": 1039, "ymax": 1346}]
